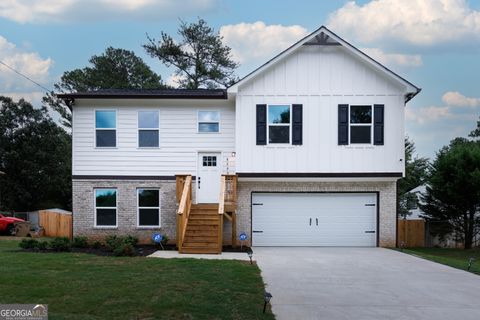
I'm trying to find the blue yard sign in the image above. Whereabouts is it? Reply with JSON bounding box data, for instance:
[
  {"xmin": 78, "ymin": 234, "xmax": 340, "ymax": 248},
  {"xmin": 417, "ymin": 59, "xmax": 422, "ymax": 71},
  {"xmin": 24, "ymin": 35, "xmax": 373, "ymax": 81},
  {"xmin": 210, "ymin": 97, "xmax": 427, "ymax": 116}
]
[
  {"xmin": 239, "ymin": 233, "xmax": 248, "ymax": 241},
  {"xmin": 152, "ymin": 233, "xmax": 163, "ymax": 244}
]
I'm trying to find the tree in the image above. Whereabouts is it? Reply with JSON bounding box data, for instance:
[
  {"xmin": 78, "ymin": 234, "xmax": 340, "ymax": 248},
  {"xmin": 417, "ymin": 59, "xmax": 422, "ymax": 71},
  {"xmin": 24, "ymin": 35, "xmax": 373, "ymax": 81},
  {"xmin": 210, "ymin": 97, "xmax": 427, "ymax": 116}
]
[
  {"xmin": 469, "ymin": 116, "xmax": 480, "ymax": 138},
  {"xmin": 397, "ymin": 137, "xmax": 429, "ymax": 217},
  {"xmin": 0, "ymin": 97, "xmax": 71, "ymax": 211},
  {"xmin": 420, "ymin": 137, "xmax": 480, "ymax": 249},
  {"xmin": 143, "ymin": 18, "xmax": 239, "ymax": 89},
  {"xmin": 44, "ymin": 47, "xmax": 165, "ymax": 127}
]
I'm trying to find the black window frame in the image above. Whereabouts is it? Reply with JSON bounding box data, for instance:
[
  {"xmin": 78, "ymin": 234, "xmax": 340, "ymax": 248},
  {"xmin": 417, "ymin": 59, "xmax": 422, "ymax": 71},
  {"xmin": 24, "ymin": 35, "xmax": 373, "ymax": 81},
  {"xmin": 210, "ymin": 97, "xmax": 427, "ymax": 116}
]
[
  {"xmin": 137, "ymin": 188, "xmax": 160, "ymax": 228},
  {"xmin": 349, "ymin": 105, "xmax": 373, "ymax": 144}
]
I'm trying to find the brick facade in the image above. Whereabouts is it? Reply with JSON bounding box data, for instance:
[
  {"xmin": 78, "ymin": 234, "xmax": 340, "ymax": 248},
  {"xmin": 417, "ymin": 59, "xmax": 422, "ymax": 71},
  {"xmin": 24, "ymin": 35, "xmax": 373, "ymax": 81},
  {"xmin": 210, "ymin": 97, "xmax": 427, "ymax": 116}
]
[
  {"xmin": 73, "ymin": 178, "xmax": 397, "ymax": 247},
  {"xmin": 72, "ymin": 179, "xmax": 178, "ymax": 244}
]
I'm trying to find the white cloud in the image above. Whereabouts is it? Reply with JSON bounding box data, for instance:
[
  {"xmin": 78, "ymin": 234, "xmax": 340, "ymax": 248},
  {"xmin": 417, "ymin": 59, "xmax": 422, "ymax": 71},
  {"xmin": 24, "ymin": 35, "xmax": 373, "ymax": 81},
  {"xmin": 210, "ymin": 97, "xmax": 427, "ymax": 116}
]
[
  {"xmin": 220, "ymin": 21, "xmax": 308, "ymax": 63},
  {"xmin": 0, "ymin": 0, "xmax": 217, "ymax": 23},
  {"xmin": 406, "ymin": 106, "xmax": 452, "ymax": 124},
  {"xmin": 327, "ymin": 0, "xmax": 480, "ymax": 47},
  {"xmin": 442, "ymin": 91, "xmax": 480, "ymax": 107},
  {"xmin": 166, "ymin": 73, "xmax": 185, "ymax": 88},
  {"xmin": 361, "ymin": 48, "xmax": 422, "ymax": 68},
  {"xmin": 0, "ymin": 35, "xmax": 53, "ymax": 92},
  {"xmin": 2, "ymin": 91, "xmax": 45, "ymax": 106}
]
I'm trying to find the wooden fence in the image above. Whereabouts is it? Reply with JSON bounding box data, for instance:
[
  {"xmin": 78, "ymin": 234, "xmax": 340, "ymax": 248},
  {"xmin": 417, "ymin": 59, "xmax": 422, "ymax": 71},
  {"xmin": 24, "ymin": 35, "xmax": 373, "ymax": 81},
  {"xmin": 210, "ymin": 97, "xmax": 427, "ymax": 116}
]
[
  {"xmin": 39, "ymin": 210, "xmax": 72, "ymax": 239},
  {"xmin": 398, "ymin": 219, "xmax": 425, "ymax": 247}
]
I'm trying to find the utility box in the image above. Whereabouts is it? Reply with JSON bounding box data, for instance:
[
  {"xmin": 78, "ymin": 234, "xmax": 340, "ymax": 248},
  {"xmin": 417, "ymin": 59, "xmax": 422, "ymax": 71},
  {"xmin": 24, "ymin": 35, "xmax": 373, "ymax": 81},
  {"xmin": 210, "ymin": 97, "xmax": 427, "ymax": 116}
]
[{"xmin": 14, "ymin": 221, "xmax": 32, "ymax": 237}]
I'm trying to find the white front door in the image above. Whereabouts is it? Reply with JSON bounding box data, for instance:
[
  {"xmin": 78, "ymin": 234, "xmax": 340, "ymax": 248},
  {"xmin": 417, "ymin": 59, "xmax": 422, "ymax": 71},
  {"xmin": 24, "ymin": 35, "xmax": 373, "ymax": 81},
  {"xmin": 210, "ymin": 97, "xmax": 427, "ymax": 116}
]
[{"xmin": 197, "ymin": 153, "xmax": 222, "ymax": 203}]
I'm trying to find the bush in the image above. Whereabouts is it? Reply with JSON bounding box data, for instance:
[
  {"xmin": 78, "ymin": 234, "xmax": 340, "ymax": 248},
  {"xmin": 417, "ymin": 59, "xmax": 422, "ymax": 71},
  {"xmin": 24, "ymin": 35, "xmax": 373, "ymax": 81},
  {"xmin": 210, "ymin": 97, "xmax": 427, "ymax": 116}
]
[
  {"xmin": 113, "ymin": 243, "xmax": 135, "ymax": 257},
  {"xmin": 50, "ymin": 237, "xmax": 71, "ymax": 251},
  {"xmin": 37, "ymin": 241, "xmax": 49, "ymax": 250},
  {"xmin": 161, "ymin": 235, "xmax": 169, "ymax": 246},
  {"xmin": 72, "ymin": 236, "xmax": 88, "ymax": 248},
  {"xmin": 92, "ymin": 241, "xmax": 102, "ymax": 249},
  {"xmin": 19, "ymin": 238, "xmax": 39, "ymax": 250},
  {"xmin": 105, "ymin": 235, "xmax": 138, "ymax": 256}
]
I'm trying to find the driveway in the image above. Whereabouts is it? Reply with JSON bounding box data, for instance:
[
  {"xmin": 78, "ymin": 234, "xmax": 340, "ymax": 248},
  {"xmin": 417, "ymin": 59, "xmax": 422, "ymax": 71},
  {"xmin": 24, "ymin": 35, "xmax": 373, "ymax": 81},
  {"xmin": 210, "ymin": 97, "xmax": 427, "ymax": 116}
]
[{"xmin": 254, "ymin": 247, "xmax": 480, "ymax": 320}]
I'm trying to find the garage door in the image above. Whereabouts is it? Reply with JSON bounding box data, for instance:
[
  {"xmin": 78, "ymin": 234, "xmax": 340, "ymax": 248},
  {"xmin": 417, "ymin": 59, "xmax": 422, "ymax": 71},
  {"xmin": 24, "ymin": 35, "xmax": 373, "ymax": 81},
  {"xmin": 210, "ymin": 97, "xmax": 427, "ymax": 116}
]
[{"xmin": 252, "ymin": 193, "xmax": 377, "ymax": 246}]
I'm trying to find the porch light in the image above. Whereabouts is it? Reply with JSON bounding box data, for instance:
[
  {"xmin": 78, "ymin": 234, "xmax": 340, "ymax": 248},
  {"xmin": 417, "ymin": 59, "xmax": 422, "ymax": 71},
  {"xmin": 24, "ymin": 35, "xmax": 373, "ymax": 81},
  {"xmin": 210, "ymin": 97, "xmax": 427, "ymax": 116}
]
[
  {"xmin": 247, "ymin": 250, "xmax": 253, "ymax": 265},
  {"xmin": 263, "ymin": 291, "xmax": 273, "ymax": 314},
  {"xmin": 468, "ymin": 257, "xmax": 476, "ymax": 271}
]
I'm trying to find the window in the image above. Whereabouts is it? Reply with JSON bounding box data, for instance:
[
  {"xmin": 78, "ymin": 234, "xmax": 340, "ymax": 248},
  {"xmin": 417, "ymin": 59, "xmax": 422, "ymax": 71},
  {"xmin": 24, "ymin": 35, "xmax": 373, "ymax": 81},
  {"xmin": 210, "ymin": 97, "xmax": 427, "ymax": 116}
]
[
  {"xmin": 138, "ymin": 111, "xmax": 159, "ymax": 147},
  {"xmin": 95, "ymin": 189, "xmax": 117, "ymax": 227},
  {"xmin": 268, "ymin": 104, "xmax": 290, "ymax": 144},
  {"xmin": 137, "ymin": 189, "xmax": 160, "ymax": 227},
  {"xmin": 198, "ymin": 111, "xmax": 220, "ymax": 133},
  {"xmin": 350, "ymin": 105, "xmax": 372, "ymax": 144},
  {"xmin": 95, "ymin": 110, "xmax": 116, "ymax": 147},
  {"xmin": 202, "ymin": 156, "xmax": 217, "ymax": 167}
]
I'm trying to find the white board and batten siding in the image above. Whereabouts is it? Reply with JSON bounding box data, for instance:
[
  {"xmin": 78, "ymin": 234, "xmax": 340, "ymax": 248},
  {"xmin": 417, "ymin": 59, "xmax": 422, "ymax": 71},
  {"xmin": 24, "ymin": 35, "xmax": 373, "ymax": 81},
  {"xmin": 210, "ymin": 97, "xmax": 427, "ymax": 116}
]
[
  {"xmin": 72, "ymin": 99, "xmax": 235, "ymax": 177},
  {"xmin": 235, "ymin": 45, "xmax": 407, "ymax": 175}
]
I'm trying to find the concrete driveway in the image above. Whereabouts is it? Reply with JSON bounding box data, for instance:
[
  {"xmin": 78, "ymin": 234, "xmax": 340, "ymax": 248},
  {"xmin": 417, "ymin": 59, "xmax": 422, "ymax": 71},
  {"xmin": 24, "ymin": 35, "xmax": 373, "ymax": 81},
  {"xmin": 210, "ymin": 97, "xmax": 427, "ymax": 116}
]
[{"xmin": 254, "ymin": 247, "xmax": 480, "ymax": 320}]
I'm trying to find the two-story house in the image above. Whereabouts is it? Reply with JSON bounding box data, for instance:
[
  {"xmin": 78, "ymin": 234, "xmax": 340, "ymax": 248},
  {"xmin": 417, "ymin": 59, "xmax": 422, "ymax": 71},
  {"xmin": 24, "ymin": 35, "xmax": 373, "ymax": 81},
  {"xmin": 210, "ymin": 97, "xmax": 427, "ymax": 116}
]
[{"xmin": 59, "ymin": 26, "xmax": 420, "ymax": 253}]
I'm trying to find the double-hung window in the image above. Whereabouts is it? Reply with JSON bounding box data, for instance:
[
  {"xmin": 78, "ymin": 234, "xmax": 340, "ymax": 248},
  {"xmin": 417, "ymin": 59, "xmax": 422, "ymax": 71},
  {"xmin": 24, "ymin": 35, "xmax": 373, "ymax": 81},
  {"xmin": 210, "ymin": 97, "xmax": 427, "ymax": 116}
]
[
  {"xmin": 95, "ymin": 110, "xmax": 116, "ymax": 147},
  {"xmin": 138, "ymin": 111, "xmax": 159, "ymax": 148},
  {"xmin": 95, "ymin": 189, "xmax": 117, "ymax": 227},
  {"xmin": 350, "ymin": 105, "xmax": 372, "ymax": 144},
  {"xmin": 268, "ymin": 104, "xmax": 291, "ymax": 144},
  {"xmin": 137, "ymin": 189, "xmax": 160, "ymax": 227},
  {"xmin": 198, "ymin": 111, "xmax": 220, "ymax": 133}
]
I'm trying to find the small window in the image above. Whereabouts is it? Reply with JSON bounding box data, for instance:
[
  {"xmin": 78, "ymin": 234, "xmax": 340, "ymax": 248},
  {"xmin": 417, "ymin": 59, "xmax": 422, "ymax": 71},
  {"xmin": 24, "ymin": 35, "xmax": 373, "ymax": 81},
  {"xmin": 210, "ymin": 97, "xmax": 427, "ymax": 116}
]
[
  {"xmin": 198, "ymin": 111, "xmax": 220, "ymax": 133},
  {"xmin": 96, "ymin": 110, "xmax": 116, "ymax": 147},
  {"xmin": 268, "ymin": 105, "xmax": 290, "ymax": 144},
  {"xmin": 138, "ymin": 189, "xmax": 160, "ymax": 227},
  {"xmin": 138, "ymin": 111, "xmax": 159, "ymax": 147},
  {"xmin": 202, "ymin": 156, "xmax": 217, "ymax": 167},
  {"xmin": 350, "ymin": 105, "xmax": 372, "ymax": 144},
  {"xmin": 95, "ymin": 189, "xmax": 117, "ymax": 227}
]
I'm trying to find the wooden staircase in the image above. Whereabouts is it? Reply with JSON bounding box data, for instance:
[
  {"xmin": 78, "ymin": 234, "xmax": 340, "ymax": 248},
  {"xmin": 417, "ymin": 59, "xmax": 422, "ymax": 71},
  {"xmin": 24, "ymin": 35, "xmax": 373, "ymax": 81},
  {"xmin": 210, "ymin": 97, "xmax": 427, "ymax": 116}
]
[
  {"xmin": 176, "ymin": 174, "xmax": 237, "ymax": 254},
  {"xmin": 182, "ymin": 204, "xmax": 221, "ymax": 254}
]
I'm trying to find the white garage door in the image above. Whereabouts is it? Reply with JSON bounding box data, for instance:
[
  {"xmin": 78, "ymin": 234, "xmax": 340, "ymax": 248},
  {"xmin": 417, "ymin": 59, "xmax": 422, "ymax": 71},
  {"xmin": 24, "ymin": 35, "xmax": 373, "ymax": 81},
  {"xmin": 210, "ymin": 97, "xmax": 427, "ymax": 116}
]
[{"xmin": 252, "ymin": 193, "xmax": 377, "ymax": 246}]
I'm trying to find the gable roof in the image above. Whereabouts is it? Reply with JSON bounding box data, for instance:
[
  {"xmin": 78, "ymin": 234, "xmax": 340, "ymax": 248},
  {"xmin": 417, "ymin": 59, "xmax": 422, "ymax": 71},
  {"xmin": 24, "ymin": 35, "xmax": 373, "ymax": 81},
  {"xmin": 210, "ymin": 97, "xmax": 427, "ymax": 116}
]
[
  {"xmin": 57, "ymin": 88, "xmax": 227, "ymax": 100},
  {"xmin": 228, "ymin": 26, "xmax": 421, "ymax": 103}
]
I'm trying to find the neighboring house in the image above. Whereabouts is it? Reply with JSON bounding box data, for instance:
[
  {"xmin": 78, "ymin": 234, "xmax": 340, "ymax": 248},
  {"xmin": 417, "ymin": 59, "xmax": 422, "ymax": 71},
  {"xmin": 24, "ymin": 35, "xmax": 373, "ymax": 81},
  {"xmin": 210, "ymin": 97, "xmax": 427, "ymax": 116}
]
[
  {"xmin": 405, "ymin": 185, "xmax": 426, "ymax": 220},
  {"xmin": 59, "ymin": 26, "xmax": 420, "ymax": 252}
]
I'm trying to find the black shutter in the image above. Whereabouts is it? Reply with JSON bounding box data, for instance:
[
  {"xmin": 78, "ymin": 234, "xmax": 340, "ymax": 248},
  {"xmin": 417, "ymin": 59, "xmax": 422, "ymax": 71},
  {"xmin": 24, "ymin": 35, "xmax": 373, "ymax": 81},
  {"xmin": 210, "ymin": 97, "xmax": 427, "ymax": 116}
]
[
  {"xmin": 292, "ymin": 104, "xmax": 303, "ymax": 145},
  {"xmin": 374, "ymin": 104, "xmax": 384, "ymax": 145},
  {"xmin": 256, "ymin": 104, "xmax": 267, "ymax": 145},
  {"xmin": 338, "ymin": 104, "xmax": 349, "ymax": 145}
]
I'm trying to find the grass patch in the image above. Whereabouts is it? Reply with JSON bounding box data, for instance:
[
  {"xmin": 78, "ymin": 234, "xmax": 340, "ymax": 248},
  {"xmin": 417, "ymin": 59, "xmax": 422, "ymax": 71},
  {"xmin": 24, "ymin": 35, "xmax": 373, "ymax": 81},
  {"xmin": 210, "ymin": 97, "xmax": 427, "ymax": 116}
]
[
  {"xmin": 398, "ymin": 247, "xmax": 480, "ymax": 275},
  {"xmin": 0, "ymin": 239, "xmax": 274, "ymax": 319}
]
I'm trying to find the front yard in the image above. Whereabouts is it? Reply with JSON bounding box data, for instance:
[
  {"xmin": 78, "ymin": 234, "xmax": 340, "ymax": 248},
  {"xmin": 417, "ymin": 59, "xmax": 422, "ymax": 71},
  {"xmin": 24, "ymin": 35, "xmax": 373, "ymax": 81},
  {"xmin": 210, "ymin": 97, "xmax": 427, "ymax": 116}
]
[
  {"xmin": 0, "ymin": 239, "xmax": 274, "ymax": 319},
  {"xmin": 400, "ymin": 247, "xmax": 480, "ymax": 274}
]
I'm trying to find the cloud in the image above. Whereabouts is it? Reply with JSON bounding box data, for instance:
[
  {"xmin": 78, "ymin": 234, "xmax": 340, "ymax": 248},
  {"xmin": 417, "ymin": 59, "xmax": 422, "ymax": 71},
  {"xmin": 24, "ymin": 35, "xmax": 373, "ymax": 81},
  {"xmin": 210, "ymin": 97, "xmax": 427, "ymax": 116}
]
[
  {"xmin": 220, "ymin": 21, "xmax": 308, "ymax": 64},
  {"xmin": 442, "ymin": 91, "xmax": 480, "ymax": 107},
  {"xmin": 2, "ymin": 91, "xmax": 45, "ymax": 106},
  {"xmin": 406, "ymin": 105, "xmax": 453, "ymax": 124},
  {"xmin": 0, "ymin": 35, "xmax": 53, "ymax": 92},
  {"xmin": 361, "ymin": 48, "xmax": 422, "ymax": 67},
  {"xmin": 0, "ymin": 0, "xmax": 217, "ymax": 24},
  {"xmin": 327, "ymin": 0, "xmax": 480, "ymax": 47}
]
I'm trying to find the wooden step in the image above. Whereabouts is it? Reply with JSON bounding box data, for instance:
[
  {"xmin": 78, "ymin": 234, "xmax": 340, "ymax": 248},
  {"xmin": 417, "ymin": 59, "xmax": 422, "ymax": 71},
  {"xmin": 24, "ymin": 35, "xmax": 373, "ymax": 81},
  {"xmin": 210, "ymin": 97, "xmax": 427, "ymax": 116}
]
[
  {"xmin": 191, "ymin": 204, "xmax": 219, "ymax": 210},
  {"xmin": 181, "ymin": 247, "xmax": 220, "ymax": 254},
  {"xmin": 183, "ymin": 242, "xmax": 219, "ymax": 248},
  {"xmin": 189, "ymin": 210, "xmax": 218, "ymax": 215},
  {"xmin": 184, "ymin": 236, "xmax": 218, "ymax": 242},
  {"xmin": 185, "ymin": 225, "xmax": 218, "ymax": 231},
  {"xmin": 184, "ymin": 230, "xmax": 218, "ymax": 236},
  {"xmin": 187, "ymin": 220, "xmax": 219, "ymax": 226},
  {"xmin": 188, "ymin": 215, "xmax": 219, "ymax": 221}
]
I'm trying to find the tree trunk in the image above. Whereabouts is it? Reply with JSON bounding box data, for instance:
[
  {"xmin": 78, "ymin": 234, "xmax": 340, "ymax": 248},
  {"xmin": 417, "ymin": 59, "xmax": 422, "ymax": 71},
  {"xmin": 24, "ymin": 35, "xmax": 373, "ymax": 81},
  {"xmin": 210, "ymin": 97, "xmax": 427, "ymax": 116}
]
[{"xmin": 464, "ymin": 210, "xmax": 475, "ymax": 249}]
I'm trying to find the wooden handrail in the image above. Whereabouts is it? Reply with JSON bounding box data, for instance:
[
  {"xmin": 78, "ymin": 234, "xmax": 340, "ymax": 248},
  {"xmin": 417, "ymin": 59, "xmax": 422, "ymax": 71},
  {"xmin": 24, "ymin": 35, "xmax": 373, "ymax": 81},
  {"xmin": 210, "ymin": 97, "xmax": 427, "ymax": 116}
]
[{"xmin": 176, "ymin": 175, "xmax": 192, "ymax": 252}]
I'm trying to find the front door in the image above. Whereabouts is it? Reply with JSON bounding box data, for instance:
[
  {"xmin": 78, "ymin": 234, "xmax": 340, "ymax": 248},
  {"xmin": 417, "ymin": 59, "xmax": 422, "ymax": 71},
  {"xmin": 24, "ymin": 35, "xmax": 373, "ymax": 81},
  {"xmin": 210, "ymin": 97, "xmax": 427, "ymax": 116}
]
[{"xmin": 197, "ymin": 153, "xmax": 221, "ymax": 203}]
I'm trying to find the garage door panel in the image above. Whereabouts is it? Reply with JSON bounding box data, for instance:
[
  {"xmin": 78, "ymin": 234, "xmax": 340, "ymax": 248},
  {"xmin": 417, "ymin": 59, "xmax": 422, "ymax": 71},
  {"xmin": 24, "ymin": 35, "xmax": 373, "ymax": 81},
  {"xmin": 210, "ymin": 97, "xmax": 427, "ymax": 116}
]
[{"xmin": 252, "ymin": 193, "xmax": 377, "ymax": 247}]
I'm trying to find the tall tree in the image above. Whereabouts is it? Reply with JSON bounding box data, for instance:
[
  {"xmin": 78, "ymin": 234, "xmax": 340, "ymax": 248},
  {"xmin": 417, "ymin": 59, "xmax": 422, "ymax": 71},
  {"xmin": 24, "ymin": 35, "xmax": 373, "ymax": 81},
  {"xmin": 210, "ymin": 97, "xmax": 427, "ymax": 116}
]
[
  {"xmin": 44, "ymin": 47, "xmax": 165, "ymax": 127},
  {"xmin": 0, "ymin": 97, "xmax": 72, "ymax": 211},
  {"xmin": 398, "ymin": 137, "xmax": 429, "ymax": 217},
  {"xmin": 469, "ymin": 116, "xmax": 480, "ymax": 138},
  {"xmin": 143, "ymin": 18, "xmax": 239, "ymax": 89},
  {"xmin": 421, "ymin": 136, "xmax": 480, "ymax": 249}
]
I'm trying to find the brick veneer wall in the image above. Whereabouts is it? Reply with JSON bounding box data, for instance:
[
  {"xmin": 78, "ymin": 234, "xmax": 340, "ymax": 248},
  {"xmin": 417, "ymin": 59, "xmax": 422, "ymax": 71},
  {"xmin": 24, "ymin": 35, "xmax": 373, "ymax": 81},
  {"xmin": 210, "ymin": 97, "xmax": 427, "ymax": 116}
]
[
  {"xmin": 72, "ymin": 179, "xmax": 178, "ymax": 244},
  {"xmin": 234, "ymin": 180, "xmax": 397, "ymax": 247}
]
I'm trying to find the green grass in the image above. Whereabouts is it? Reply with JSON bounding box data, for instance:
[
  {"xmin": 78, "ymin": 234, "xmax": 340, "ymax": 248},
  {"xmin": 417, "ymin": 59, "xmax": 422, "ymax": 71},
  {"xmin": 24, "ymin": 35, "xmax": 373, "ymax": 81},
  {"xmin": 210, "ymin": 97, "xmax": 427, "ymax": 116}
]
[
  {"xmin": 0, "ymin": 239, "xmax": 274, "ymax": 320},
  {"xmin": 398, "ymin": 247, "xmax": 480, "ymax": 275}
]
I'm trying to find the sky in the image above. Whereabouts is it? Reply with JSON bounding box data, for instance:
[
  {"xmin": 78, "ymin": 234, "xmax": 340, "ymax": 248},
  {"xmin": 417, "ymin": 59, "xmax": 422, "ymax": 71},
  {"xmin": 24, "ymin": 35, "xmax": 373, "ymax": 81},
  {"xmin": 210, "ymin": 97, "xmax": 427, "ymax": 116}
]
[{"xmin": 0, "ymin": 0, "xmax": 479, "ymax": 159}]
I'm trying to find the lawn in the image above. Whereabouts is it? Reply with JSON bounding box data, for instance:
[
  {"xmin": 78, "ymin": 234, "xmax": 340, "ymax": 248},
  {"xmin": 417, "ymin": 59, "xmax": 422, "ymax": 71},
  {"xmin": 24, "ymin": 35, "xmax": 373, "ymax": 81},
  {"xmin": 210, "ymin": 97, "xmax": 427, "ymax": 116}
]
[
  {"xmin": 0, "ymin": 239, "xmax": 274, "ymax": 320},
  {"xmin": 399, "ymin": 247, "xmax": 480, "ymax": 275}
]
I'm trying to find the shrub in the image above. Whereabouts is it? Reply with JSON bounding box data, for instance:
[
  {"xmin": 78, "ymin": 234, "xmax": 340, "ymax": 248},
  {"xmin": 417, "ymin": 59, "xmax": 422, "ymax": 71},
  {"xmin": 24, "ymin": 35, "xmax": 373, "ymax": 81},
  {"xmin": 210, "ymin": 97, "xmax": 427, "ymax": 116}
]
[
  {"xmin": 19, "ymin": 238, "xmax": 39, "ymax": 250},
  {"xmin": 105, "ymin": 235, "xmax": 121, "ymax": 251},
  {"xmin": 92, "ymin": 241, "xmax": 102, "ymax": 249},
  {"xmin": 113, "ymin": 243, "xmax": 135, "ymax": 257},
  {"xmin": 50, "ymin": 237, "xmax": 71, "ymax": 251},
  {"xmin": 123, "ymin": 235, "xmax": 138, "ymax": 247},
  {"xmin": 160, "ymin": 235, "xmax": 169, "ymax": 246},
  {"xmin": 37, "ymin": 241, "xmax": 49, "ymax": 250},
  {"xmin": 72, "ymin": 236, "xmax": 88, "ymax": 248}
]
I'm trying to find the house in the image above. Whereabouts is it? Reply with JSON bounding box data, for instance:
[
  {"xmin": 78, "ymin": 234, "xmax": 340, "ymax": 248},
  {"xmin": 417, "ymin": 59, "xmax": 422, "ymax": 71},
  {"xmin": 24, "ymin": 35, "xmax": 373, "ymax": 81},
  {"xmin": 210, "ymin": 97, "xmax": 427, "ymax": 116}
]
[
  {"xmin": 59, "ymin": 26, "xmax": 420, "ymax": 253},
  {"xmin": 405, "ymin": 185, "xmax": 426, "ymax": 220}
]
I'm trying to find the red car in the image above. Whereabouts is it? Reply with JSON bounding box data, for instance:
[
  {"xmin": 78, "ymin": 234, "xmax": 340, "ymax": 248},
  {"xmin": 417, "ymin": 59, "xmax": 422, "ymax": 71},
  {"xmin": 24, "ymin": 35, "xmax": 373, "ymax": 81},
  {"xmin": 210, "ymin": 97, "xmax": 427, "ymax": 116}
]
[{"xmin": 0, "ymin": 213, "xmax": 25, "ymax": 235}]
